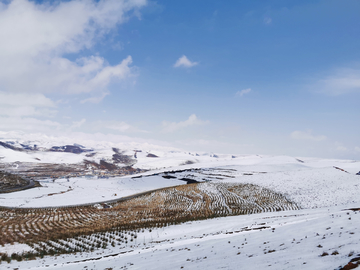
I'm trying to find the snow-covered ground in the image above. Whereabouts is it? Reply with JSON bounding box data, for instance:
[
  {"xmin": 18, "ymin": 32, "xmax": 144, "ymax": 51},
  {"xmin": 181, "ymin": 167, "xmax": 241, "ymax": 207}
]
[
  {"xmin": 1, "ymin": 132, "xmax": 360, "ymax": 269},
  {"xmin": 1, "ymin": 155, "xmax": 359, "ymax": 209},
  {"xmin": 0, "ymin": 175, "xmax": 186, "ymax": 207},
  {"xmin": 3, "ymin": 206, "xmax": 359, "ymax": 270},
  {"xmin": 1, "ymin": 156, "xmax": 359, "ymax": 269}
]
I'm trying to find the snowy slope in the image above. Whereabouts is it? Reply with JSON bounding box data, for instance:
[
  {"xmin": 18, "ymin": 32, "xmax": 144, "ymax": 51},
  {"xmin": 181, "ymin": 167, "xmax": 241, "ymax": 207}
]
[
  {"xmin": 1, "ymin": 154, "xmax": 359, "ymax": 209},
  {"xmin": 1, "ymin": 131, "xmax": 360, "ymax": 270},
  {"xmin": 4, "ymin": 206, "xmax": 359, "ymax": 270},
  {"xmin": 0, "ymin": 131, "xmax": 236, "ymax": 172},
  {"xmin": 0, "ymin": 175, "xmax": 187, "ymax": 207}
]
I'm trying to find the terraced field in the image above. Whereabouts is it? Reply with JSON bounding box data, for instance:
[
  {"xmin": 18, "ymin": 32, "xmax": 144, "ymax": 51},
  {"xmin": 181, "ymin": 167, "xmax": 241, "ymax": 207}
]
[{"xmin": 0, "ymin": 182, "xmax": 299, "ymax": 254}]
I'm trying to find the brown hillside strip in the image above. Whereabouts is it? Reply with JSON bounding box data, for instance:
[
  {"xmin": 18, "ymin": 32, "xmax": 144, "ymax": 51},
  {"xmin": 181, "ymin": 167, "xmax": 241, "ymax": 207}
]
[{"xmin": 0, "ymin": 182, "xmax": 299, "ymax": 246}]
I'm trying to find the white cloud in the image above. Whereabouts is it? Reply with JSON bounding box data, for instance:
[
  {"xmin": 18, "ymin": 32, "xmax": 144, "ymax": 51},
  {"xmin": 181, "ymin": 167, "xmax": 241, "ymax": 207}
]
[
  {"xmin": 355, "ymin": 147, "xmax": 360, "ymax": 152},
  {"xmin": 0, "ymin": 92, "xmax": 55, "ymax": 107},
  {"xmin": 81, "ymin": 92, "xmax": 110, "ymax": 104},
  {"xmin": 0, "ymin": 91, "xmax": 56, "ymax": 117},
  {"xmin": 162, "ymin": 114, "xmax": 208, "ymax": 132},
  {"xmin": 235, "ymin": 88, "xmax": 251, "ymax": 97},
  {"xmin": 107, "ymin": 121, "xmax": 133, "ymax": 132},
  {"xmin": 173, "ymin": 55, "xmax": 198, "ymax": 68},
  {"xmin": 312, "ymin": 67, "xmax": 360, "ymax": 95},
  {"xmin": 334, "ymin": 142, "xmax": 348, "ymax": 152},
  {"xmin": 90, "ymin": 120, "xmax": 148, "ymax": 133},
  {"xmin": 71, "ymin": 119, "xmax": 86, "ymax": 129},
  {"xmin": 291, "ymin": 130, "xmax": 327, "ymax": 141},
  {"xmin": 0, "ymin": 0, "xmax": 145, "ymax": 95},
  {"xmin": 336, "ymin": 146, "xmax": 348, "ymax": 152},
  {"xmin": 264, "ymin": 17, "xmax": 272, "ymax": 24},
  {"xmin": 0, "ymin": 116, "xmax": 62, "ymax": 132}
]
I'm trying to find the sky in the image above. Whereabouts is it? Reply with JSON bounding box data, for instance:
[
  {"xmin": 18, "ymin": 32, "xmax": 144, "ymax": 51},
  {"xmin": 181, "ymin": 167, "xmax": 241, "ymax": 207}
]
[{"xmin": 0, "ymin": 0, "xmax": 360, "ymax": 159}]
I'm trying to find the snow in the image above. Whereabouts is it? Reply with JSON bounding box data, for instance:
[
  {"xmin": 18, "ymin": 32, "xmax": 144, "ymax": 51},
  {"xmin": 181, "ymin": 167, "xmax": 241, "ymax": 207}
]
[
  {"xmin": 0, "ymin": 176, "xmax": 186, "ymax": 207},
  {"xmin": 1, "ymin": 132, "xmax": 360, "ymax": 269},
  {"xmin": 0, "ymin": 147, "xmax": 86, "ymax": 164},
  {"xmin": 2, "ymin": 155, "xmax": 359, "ymax": 209},
  {"xmin": 4, "ymin": 206, "xmax": 360, "ymax": 269},
  {"xmin": 0, "ymin": 243, "xmax": 33, "ymax": 255},
  {"xmin": 220, "ymin": 165, "xmax": 360, "ymax": 209}
]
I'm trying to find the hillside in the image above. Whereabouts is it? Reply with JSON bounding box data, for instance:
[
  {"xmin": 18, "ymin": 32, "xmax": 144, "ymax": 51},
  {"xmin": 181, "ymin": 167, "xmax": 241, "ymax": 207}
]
[
  {"xmin": 0, "ymin": 132, "xmax": 359, "ymax": 269},
  {"xmin": 0, "ymin": 171, "xmax": 41, "ymax": 193}
]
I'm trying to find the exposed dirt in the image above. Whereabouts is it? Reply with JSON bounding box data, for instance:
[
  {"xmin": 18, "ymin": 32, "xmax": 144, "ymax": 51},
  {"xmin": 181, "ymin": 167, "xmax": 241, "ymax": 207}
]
[
  {"xmin": 346, "ymin": 208, "xmax": 360, "ymax": 211},
  {"xmin": 339, "ymin": 255, "xmax": 360, "ymax": 270},
  {"xmin": 334, "ymin": 166, "xmax": 350, "ymax": 173}
]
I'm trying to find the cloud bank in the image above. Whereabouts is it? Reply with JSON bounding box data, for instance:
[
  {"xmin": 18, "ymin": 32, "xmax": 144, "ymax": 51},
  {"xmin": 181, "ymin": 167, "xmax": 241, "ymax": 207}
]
[
  {"xmin": 0, "ymin": 91, "xmax": 56, "ymax": 117},
  {"xmin": 0, "ymin": 0, "xmax": 146, "ymax": 133},
  {"xmin": 0, "ymin": 0, "xmax": 146, "ymax": 96}
]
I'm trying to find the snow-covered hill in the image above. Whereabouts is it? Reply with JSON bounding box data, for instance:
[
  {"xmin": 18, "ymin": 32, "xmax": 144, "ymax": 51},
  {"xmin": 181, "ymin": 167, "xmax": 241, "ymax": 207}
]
[
  {"xmin": 0, "ymin": 131, "xmax": 237, "ymax": 181},
  {"xmin": 1, "ymin": 131, "xmax": 360, "ymax": 269}
]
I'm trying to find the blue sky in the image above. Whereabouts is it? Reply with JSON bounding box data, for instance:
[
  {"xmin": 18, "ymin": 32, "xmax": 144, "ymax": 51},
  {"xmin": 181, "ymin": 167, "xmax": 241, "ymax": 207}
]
[{"xmin": 0, "ymin": 0, "xmax": 360, "ymax": 158}]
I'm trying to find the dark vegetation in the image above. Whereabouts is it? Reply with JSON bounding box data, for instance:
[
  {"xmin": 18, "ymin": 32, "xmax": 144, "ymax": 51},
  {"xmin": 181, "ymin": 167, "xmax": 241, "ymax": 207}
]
[
  {"xmin": 181, "ymin": 160, "xmax": 196, "ymax": 165},
  {"xmin": 0, "ymin": 141, "xmax": 24, "ymax": 151},
  {"xmin": 139, "ymin": 168, "xmax": 236, "ymax": 184},
  {"xmin": 112, "ymin": 148, "xmax": 135, "ymax": 165},
  {"xmin": 162, "ymin": 175, "xmax": 177, "ymax": 179},
  {"xmin": 50, "ymin": 145, "xmax": 92, "ymax": 154},
  {"xmin": 0, "ymin": 171, "xmax": 40, "ymax": 193},
  {"xmin": 0, "ymin": 141, "xmax": 91, "ymax": 154},
  {"xmin": 179, "ymin": 178, "xmax": 199, "ymax": 184},
  {"xmin": 99, "ymin": 160, "xmax": 118, "ymax": 171},
  {"xmin": 0, "ymin": 160, "xmax": 145, "ymax": 180}
]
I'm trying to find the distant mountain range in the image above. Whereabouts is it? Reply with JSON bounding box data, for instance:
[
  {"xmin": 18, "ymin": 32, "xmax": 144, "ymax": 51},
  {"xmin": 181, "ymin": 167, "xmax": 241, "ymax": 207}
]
[{"xmin": 0, "ymin": 132, "xmax": 235, "ymax": 180}]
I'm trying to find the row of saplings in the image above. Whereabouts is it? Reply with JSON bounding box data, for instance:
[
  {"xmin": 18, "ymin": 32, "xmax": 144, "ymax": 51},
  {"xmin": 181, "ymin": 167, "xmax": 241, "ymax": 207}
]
[{"xmin": 0, "ymin": 218, "xmax": 199, "ymax": 263}]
